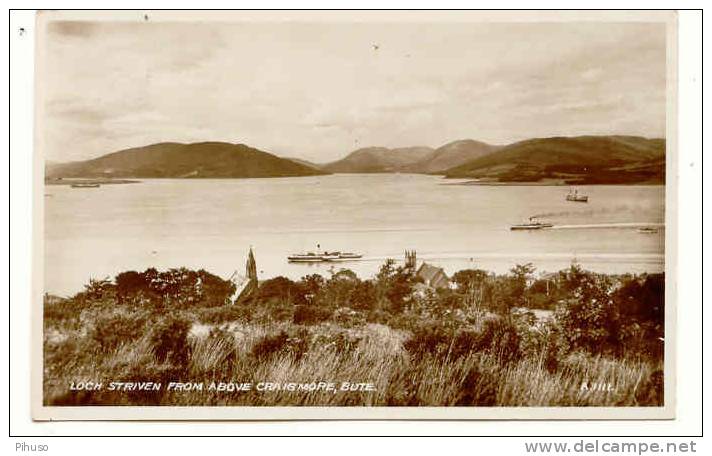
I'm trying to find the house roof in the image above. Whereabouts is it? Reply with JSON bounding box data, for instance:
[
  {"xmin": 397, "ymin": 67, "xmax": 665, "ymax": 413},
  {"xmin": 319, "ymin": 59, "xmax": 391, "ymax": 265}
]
[{"xmin": 417, "ymin": 262, "xmax": 448, "ymax": 283}]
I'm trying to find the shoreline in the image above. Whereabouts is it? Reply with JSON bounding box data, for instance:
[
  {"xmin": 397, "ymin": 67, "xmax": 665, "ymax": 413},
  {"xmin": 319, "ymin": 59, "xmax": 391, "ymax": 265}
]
[
  {"xmin": 439, "ymin": 178, "xmax": 665, "ymax": 186},
  {"xmin": 44, "ymin": 173, "xmax": 665, "ymax": 186},
  {"xmin": 45, "ymin": 178, "xmax": 141, "ymax": 186}
]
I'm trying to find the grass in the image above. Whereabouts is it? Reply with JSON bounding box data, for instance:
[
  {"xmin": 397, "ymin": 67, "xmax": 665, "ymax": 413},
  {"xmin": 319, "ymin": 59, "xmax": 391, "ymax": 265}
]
[
  {"xmin": 44, "ymin": 316, "xmax": 663, "ymax": 407},
  {"xmin": 43, "ymin": 264, "xmax": 664, "ymax": 406}
]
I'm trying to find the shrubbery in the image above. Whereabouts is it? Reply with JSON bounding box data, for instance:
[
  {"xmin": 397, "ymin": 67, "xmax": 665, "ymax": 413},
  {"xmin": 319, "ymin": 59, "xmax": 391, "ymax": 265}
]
[
  {"xmin": 251, "ymin": 329, "xmax": 309, "ymax": 361},
  {"xmin": 90, "ymin": 311, "xmax": 148, "ymax": 351},
  {"xmin": 149, "ymin": 316, "xmax": 192, "ymax": 365},
  {"xmin": 44, "ymin": 262, "xmax": 666, "ymax": 406},
  {"xmin": 115, "ymin": 267, "xmax": 235, "ymax": 308},
  {"xmin": 293, "ymin": 304, "xmax": 332, "ymax": 325},
  {"xmin": 554, "ymin": 264, "xmax": 621, "ymax": 355}
]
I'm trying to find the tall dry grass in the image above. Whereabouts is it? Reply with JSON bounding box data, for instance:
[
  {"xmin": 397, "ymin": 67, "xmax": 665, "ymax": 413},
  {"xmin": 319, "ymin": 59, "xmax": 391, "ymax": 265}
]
[
  {"xmin": 44, "ymin": 318, "xmax": 662, "ymax": 406},
  {"xmin": 43, "ymin": 265, "xmax": 664, "ymax": 407}
]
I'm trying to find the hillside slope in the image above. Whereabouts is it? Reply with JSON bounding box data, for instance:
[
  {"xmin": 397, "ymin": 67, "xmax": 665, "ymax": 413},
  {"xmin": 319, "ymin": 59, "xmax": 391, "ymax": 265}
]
[
  {"xmin": 404, "ymin": 139, "xmax": 501, "ymax": 174},
  {"xmin": 443, "ymin": 136, "xmax": 665, "ymax": 184},
  {"xmin": 46, "ymin": 142, "xmax": 327, "ymax": 179},
  {"xmin": 321, "ymin": 146, "xmax": 434, "ymax": 173}
]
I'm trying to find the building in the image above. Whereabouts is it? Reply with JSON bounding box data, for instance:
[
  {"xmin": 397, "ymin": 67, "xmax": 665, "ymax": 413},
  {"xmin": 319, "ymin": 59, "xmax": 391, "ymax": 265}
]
[
  {"xmin": 416, "ymin": 262, "xmax": 450, "ymax": 289},
  {"xmin": 404, "ymin": 250, "xmax": 417, "ymax": 272}
]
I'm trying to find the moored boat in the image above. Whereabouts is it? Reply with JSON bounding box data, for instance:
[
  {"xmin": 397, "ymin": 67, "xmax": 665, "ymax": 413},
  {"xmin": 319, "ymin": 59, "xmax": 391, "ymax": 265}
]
[
  {"xmin": 70, "ymin": 183, "xmax": 101, "ymax": 188},
  {"xmin": 510, "ymin": 217, "xmax": 553, "ymax": 231},
  {"xmin": 637, "ymin": 227, "xmax": 658, "ymax": 234},
  {"xmin": 566, "ymin": 188, "xmax": 588, "ymax": 202}
]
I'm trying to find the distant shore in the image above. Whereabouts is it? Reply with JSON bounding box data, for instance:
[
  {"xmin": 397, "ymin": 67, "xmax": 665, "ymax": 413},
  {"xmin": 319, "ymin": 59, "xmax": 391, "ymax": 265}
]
[
  {"xmin": 45, "ymin": 178, "xmax": 140, "ymax": 186},
  {"xmin": 440, "ymin": 178, "xmax": 664, "ymax": 186}
]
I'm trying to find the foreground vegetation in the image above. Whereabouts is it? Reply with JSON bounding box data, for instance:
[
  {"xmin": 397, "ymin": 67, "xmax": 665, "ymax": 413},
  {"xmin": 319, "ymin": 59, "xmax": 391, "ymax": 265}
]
[{"xmin": 44, "ymin": 261, "xmax": 664, "ymax": 406}]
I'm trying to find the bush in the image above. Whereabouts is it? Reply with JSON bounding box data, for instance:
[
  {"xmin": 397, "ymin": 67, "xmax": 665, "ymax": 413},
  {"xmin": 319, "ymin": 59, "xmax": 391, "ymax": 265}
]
[
  {"xmin": 149, "ymin": 316, "xmax": 192, "ymax": 365},
  {"xmin": 90, "ymin": 311, "xmax": 148, "ymax": 351},
  {"xmin": 251, "ymin": 331, "xmax": 289, "ymax": 360},
  {"xmin": 257, "ymin": 277, "xmax": 306, "ymax": 305},
  {"xmin": 115, "ymin": 268, "xmax": 235, "ymax": 309},
  {"xmin": 251, "ymin": 300, "xmax": 294, "ymax": 323},
  {"xmin": 476, "ymin": 317, "xmax": 522, "ymax": 365},
  {"xmin": 312, "ymin": 271, "xmax": 360, "ymax": 309},
  {"xmin": 450, "ymin": 329, "xmax": 481, "ymax": 358},
  {"xmin": 331, "ymin": 307, "xmax": 366, "ymax": 327},
  {"xmin": 313, "ymin": 331, "xmax": 362, "ymax": 355},
  {"xmin": 299, "ymin": 274, "xmax": 325, "ymax": 303},
  {"xmin": 403, "ymin": 323, "xmax": 452, "ymax": 359},
  {"xmin": 615, "ymin": 273, "xmax": 664, "ymax": 326},
  {"xmin": 82, "ymin": 277, "xmax": 115, "ymax": 302},
  {"xmin": 115, "ymin": 271, "xmax": 151, "ymax": 304},
  {"xmin": 251, "ymin": 329, "xmax": 310, "ymax": 361},
  {"xmin": 196, "ymin": 304, "xmax": 252, "ymax": 325},
  {"xmin": 197, "ymin": 269, "xmax": 237, "ymax": 307},
  {"xmin": 519, "ymin": 321, "xmax": 561, "ymax": 373},
  {"xmin": 349, "ymin": 281, "xmax": 378, "ymax": 311},
  {"xmin": 452, "ymin": 269, "xmax": 488, "ymax": 291},
  {"xmin": 293, "ymin": 304, "xmax": 332, "ymax": 325},
  {"xmin": 365, "ymin": 309, "xmax": 391, "ymax": 325},
  {"xmin": 554, "ymin": 265, "xmax": 620, "ymax": 355}
]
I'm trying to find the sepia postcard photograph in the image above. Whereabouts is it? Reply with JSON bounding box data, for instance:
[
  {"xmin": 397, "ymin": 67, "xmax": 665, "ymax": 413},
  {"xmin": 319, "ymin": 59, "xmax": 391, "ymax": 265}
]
[{"xmin": 32, "ymin": 9, "xmax": 677, "ymax": 421}]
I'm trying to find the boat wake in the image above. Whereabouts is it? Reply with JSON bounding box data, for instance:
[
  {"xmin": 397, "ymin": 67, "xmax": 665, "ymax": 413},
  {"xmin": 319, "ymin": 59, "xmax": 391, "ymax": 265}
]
[
  {"xmin": 550, "ymin": 222, "xmax": 665, "ymax": 230},
  {"xmin": 356, "ymin": 252, "xmax": 663, "ymax": 262}
]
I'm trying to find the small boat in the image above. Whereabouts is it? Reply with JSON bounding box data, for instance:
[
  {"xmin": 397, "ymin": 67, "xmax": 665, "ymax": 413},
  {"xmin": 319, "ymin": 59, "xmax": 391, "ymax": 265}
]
[
  {"xmin": 70, "ymin": 183, "xmax": 100, "ymax": 188},
  {"xmin": 566, "ymin": 188, "xmax": 588, "ymax": 202},
  {"xmin": 637, "ymin": 227, "xmax": 658, "ymax": 234},
  {"xmin": 510, "ymin": 217, "xmax": 554, "ymax": 231}
]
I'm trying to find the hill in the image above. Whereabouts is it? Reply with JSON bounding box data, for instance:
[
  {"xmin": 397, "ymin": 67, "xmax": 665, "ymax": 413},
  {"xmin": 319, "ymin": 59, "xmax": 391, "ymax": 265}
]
[
  {"xmin": 283, "ymin": 157, "xmax": 324, "ymax": 171},
  {"xmin": 321, "ymin": 146, "xmax": 434, "ymax": 173},
  {"xmin": 45, "ymin": 142, "xmax": 328, "ymax": 179},
  {"xmin": 442, "ymin": 135, "xmax": 665, "ymax": 184},
  {"xmin": 404, "ymin": 139, "xmax": 501, "ymax": 174}
]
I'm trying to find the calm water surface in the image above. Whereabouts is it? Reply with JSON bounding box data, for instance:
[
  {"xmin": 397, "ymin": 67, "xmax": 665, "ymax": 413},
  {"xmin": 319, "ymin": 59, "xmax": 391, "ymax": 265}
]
[{"xmin": 45, "ymin": 174, "xmax": 665, "ymax": 295}]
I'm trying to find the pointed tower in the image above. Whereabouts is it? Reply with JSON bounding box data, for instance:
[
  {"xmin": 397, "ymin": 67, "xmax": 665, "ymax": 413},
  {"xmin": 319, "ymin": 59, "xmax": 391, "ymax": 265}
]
[
  {"xmin": 246, "ymin": 247, "xmax": 257, "ymax": 283},
  {"xmin": 234, "ymin": 247, "xmax": 259, "ymax": 304}
]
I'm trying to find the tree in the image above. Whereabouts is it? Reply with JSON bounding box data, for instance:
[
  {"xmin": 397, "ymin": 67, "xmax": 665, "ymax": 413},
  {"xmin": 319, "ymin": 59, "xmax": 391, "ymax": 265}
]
[
  {"xmin": 554, "ymin": 264, "xmax": 620, "ymax": 354},
  {"xmin": 452, "ymin": 269, "xmax": 489, "ymax": 309},
  {"xmin": 452, "ymin": 269, "xmax": 488, "ymax": 291},
  {"xmin": 257, "ymin": 276, "xmax": 306, "ymax": 305},
  {"xmin": 350, "ymin": 280, "xmax": 377, "ymax": 311},
  {"xmin": 614, "ymin": 273, "xmax": 664, "ymax": 326},
  {"xmin": 299, "ymin": 274, "xmax": 325, "ymax": 304},
  {"xmin": 509, "ymin": 263, "xmax": 536, "ymax": 307},
  {"xmin": 115, "ymin": 271, "xmax": 147, "ymax": 304},
  {"xmin": 373, "ymin": 259, "xmax": 416, "ymax": 312}
]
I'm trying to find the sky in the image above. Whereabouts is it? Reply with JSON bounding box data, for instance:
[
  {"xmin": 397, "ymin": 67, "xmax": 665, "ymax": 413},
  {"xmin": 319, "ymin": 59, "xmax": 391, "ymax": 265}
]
[{"xmin": 41, "ymin": 19, "xmax": 668, "ymax": 163}]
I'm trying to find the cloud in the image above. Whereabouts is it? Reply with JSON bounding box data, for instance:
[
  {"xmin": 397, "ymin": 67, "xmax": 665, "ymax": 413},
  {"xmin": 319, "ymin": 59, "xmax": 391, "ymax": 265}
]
[{"xmin": 40, "ymin": 19, "xmax": 668, "ymax": 162}]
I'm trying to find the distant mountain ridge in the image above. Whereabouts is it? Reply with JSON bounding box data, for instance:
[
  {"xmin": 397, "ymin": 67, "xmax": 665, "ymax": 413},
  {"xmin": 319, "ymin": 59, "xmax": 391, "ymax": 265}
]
[
  {"xmin": 46, "ymin": 135, "xmax": 665, "ymax": 185},
  {"xmin": 321, "ymin": 146, "xmax": 435, "ymax": 173},
  {"xmin": 442, "ymin": 135, "xmax": 665, "ymax": 184},
  {"xmin": 46, "ymin": 142, "xmax": 326, "ymax": 179},
  {"xmin": 403, "ymin": 139, "xmax": 502, "ymax": 174}
]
